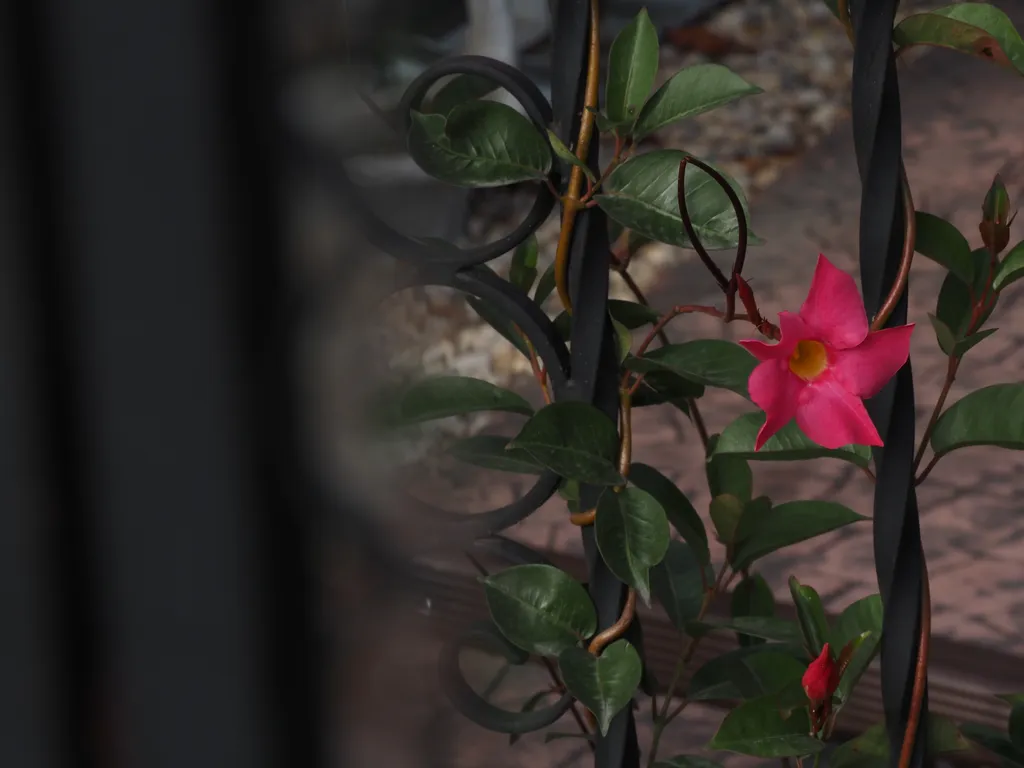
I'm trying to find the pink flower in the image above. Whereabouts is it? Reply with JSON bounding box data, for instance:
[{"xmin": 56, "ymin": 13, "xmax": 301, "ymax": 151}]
[
  {"xmin": 740, "ymin": 255, "xmax": 914, "ymax": 451},
  {"xmin": 802, "ymin": 643, "xmax": 840, "ymax": 702}
]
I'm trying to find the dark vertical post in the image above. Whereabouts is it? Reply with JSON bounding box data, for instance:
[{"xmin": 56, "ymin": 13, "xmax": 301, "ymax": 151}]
[{"xmin": 850, "ymin": 2, "xmax": 928, "ymax": 767}]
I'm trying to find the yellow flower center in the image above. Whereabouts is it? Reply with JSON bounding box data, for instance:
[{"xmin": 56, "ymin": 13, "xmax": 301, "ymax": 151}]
[{"xmin": 789, "ymin": 340, "xmax": 828, "ymax": 381}]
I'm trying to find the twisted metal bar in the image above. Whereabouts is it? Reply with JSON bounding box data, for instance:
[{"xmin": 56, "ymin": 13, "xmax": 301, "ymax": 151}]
[{"xmin": 849, "ymin": 4, "xmax": 930, "ymax": 768}]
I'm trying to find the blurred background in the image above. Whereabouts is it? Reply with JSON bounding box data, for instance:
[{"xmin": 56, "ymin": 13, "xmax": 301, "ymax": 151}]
[{"xmin": 6, "ymin": 0, "xmax": 1024, "ymax": 767}]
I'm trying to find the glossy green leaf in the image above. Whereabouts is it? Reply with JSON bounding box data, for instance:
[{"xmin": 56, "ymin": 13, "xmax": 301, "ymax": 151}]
[
  {"xmin": 634, "ymin": 64, "xmax": 762, "ymax": 140},
  {"xmin": 630, "ymin": 371, "xmax": 704, "ymax": 410},
  {"xmin": 650, "ymin": 540, "xmax": 709, "ymax": 630},
  {"xmin": 466, "ymin": 295, "xmax": 531, "ymax": 358},
  {"xmin": 931, "ymin": 383, "xmax": 1024, "ymax": 457},
  {"xmin": 509, "ymin": 235, "xmax": 539, "ymax": 293},
  {"xmin": 732, "ymin": 573, "xmax": 775, "ymax": 648},
  {"xmin": 714, "ymin": 411, "xmax": 874, "ymax": 467},
  {"xmin": 426, "ymin": 74, "xmax": 499, "ymax": 116},
  {"xmin": 962, "ymin": 722, "xmax": 1024, "ymax": 768},
  {"xmin": 408, "ymin": 102, "xmax": 551, "ymax": 187},
  {"xmin": 708, "ymin": 693, "xmax": 825, "ymax": 757},
  {"xmin": 955, "ymin": 327, "xmax": 998, "ymax": 358},
  {"xmin": 547, "ymin": 129, "xmax": 597, "ymax": 183},
  {"xmin": 995, "ymin": 240, "xmax": 1024, "ymax": 290},
  {"xmin": 605, "ymin": 9, "xmax": 660, "ymax": 127},
  {"xmin": 596, "ymin": 487, "xmax": 671, "ymax": 605},
  {"xmin": 788, "ymin": 577, "xmax": 829, "ymax": 658},
  {"xmin": 383, "ymin": 375, "xmax": 532, "ymax": 427},
  {"xmin": 935, "ymin": 248, "xmax": 997, "ymax": 337},
  {"xmin": 594, "ymin": 150, "xmax": 759, "ymax": 251},
  {"xmin": 688, "ymin": 643, "xmax": 805, "ymax": 701},
  {"xmin": 706, "ymin": 450, "xmax": 753, "ymax": 502},
  {"xmin": 534, "ymin": 262, "xmax": 557, "ymax": 305},
  {"xmin": 832, "ymin": 595, "xmax": 883, "ymax": 703},
  {"xmin": 559, "ymin": 640, "xmax": 643, "ymax": 736},
  {"xmin": 612, "ymin": 317, "xmax": 632, "ymax": 362},
  {"xmin": 832, "ymin": 716, "xmax": 970, "ymax": 768},
  {"xmin": 732, "ymin": 496, "xmax": 772, "ymax": 556},
  {"xmin": 689, "ymin": 616, "xmax": 802, "ymax": 645},
  {"xmin": 928, "ymin": 313, "xmax": 958, "ymax": 356},
  {"xmin": 654, "ymin": 756, "xmax": 723, "ymax": 768},
  {"xmin": 483, "ymin": 564, "xmax": 597, "ymax": 657},
  {"xmin": 448, "ymin": 434, "xmax": 546, "ymax": 474},
  {"xmin": 914, "ymin": 212, "xmax": 975, "ymax": 285},
  {"xmin": 608, "ymin": 299, "xmax": 660, "ymax": 328},
  {"xmin": 509, "ymin": 401, "xmax": 624, "ymax": 485},
  {"xmin": 626, "ymin": 340, "xmax": 757, "ymax": 398},
  {"xmin": 893, "ymin": 4, "xmax": 1024, "ymax": 75},
  {"xmin": 742, "ymin": 652, "xmax": 808, "ymax": 696},
  {"xmin": 627, "ymin": 463, "xmax": 710, "ymax": 566},
  {"xmin": 710, "ymin": 494, "xmax": 744, "ymax": 545},
  {"xmin": 732, "ymin": 501, "xmax": 867, "ymax": 571}
]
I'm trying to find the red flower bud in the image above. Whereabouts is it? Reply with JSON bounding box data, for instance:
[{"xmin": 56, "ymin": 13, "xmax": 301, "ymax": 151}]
[{"xmin": 802, "ymin": 643, "xmax": 840, "ymax": 702}]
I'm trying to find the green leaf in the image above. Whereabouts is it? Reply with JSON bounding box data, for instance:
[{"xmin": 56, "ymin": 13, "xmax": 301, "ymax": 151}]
[
  {"xmin": 605, "ymin": 9, "xmax": 660, "ymax": 128},
  {"xmin": 1007, "ymin": 697, "xmax": 1024, "ymax": 751},
  {"xmin": 732, "ymin": 573, "xmax": 775, "ymax": 648},
  {"xmin": 731, "ymin": 501, "xmax": 868, "ymax": 571},
  {"xmin": 689, "ymin": 616, "xmax": 802, "ymax": 645},
  {"xmin": 706, "ymin": 450, "xmax": 753, "ymax": 502},
  {"xmin": 955, "ymin": 327, "xmax": 998, "ymax": 358},
  {"xmin": 832, "ymin": 595, "xmax": 883, "ymax": 703},
  {"xmin": 408, "ymin": 102, "xmax": 552, "ymax": 187},
  {"xmin": 914, "ymin": 212, "xmax": 975, "ymax": 285},
  {"xmin": 626, "ymin": 340, "xmax": 757, "ymax": 398},
  {"xmin": 383, "ymin": 376, "xmax": 533, "ymax": 426},
  {"xmin": 627, "ymin": 463, "xmax": 710, "ymax": 566},
  {"xmin": 534, "ymin": 262, "xmax": 557, "ymax": 305},
  {"xmin": 928, "ymin": 313, "xmax": 958, "ymax": 356},
  {"xmin": 650, "ymin": 540, "xmax": 709, "ymax": 631},
  {"xmin": 832, "ymin": 716, "xmax": 970, "ymax": 768},
  {"xmin": 962, "ymin": 722, "xmax": 1024, "ymax": 768},
  {"xmin": 930, "ymin": 383, "xmax": 1024, "ymax": 457},
  {"xmin": 509, "ymin": 401, "xmax": 624, "ymax": 485},
  {"xmin": 547, "ymin": 129, "xmax": 597, "ymax": 183},
  {"xmin": 788, "ymin": 577, "xmax": 830, "ymax": 658},
  {"xmin": 612, "ymin": 316, "xmax": 632, "ymax": 362},
  {"xmin": 630, "ymin": 371, "xmax": 705, "ymax": 409},
  {"xmin": 483, "ymin": 564, "xmax": 597, "ymax": 657},
  {"xmin": 595, "ymin": 150, "xmax": 759, "ymax": 251},
  {"xmin": 710, "ymin": 494, "xmax": 744, "ymax": 545},
  {"xmin": 426, "ymin": 74, "xmax": 499, "ymax": 116},
  {"xmin": 688, "ymin": 643, "xmax": 806, "ymax": 701},
  {"xmin": 448, "ymin": 435, "xmax": 546, "ymax": 474},
  {"xmin": 715, "ymin": 411, "xmax": 873, "ymax": 467},
  {"xmin": 466, "ymin": 296, "xmax": 531, "ymax": 358},
  {"xmin": 742, "ymin": 653, "xmax": 808, "ymax": 697},
  {"xmin": 893, "ymin": 4, "xmax": 1024, "ymax": 75},
  {"xmin": 596, "ymin": 487, "xmax": 671, "ymax": 605},
  {"xmin": 654, "ymin": 756, "xmax": 723, "ymax": 768},
  {"xmin": 509, "ymin": 235, "xmax": 539, "ymax": 294},
  {"xmin": 559, "ymin": 640, "xmax": 642, "ymax": 736},
  {"xmin": 935, "ymin": 247, "xmax": 997, "ymax": 337},
  {"xmin": 634, "ymin": 64, "xmax": 762, "ymax": 140},
  {"xmin": 608, "ymin": 299, "xmax": 660, "ymax": 328},
  {"xmin": 708, "ymin": 693, "xmax": 825, "ymax": 757},
  {"xmin": 995, "ymin": 240, "xmax": 1024, "ymax": 290},
  {"xmin": 733, "ymin": 495, "xmax": 772, "ymax": 555}
]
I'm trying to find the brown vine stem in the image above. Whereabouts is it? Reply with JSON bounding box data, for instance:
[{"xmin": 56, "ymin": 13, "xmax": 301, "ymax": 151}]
[
  {"xmin": 913, "ymin": 355, "xmax": 958, "ymax": 478},
  {"xmin": 614, "ymin": 264, "xmax": 709, "ymax": 450},
  {"xmin": 588, "ymin": 588, "xmax": 638, "ymax": 655},
  {"xmin": 553, "ymin": 0, "xmax": 601, "ymax": 314},
  {"xmin": 897, "ymin": 556, "xmax": 932, "ymax": 768},
  {"xmin": 646, "ymin": 562, "xmax": 730, "ymax": 768},
  {"xmin": 520, "ymin": 332, "xmax": 552, "ymax": 404},
  {"xmin": 870, "ymin": 167, "xmax": 916, "ymax": 332}
]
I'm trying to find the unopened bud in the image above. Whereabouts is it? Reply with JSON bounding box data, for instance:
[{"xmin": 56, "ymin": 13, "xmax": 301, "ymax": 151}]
[{"xmin": 981, "ymin": 175, "xmax": 1012, "ymax": 254}]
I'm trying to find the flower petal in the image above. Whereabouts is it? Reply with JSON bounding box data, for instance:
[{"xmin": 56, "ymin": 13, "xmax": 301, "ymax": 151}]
[
  {"xmin": 799, "ymin": 255, "xmax": 869, "ymax": 350},
  {"xmin": 739, "ymin": 311, "xmax": 811, "ymax": 361},
  {"xmin": 832, "ymin": 324, "xmax": 915, "ymax": 398},
  {"xmin": 748, "ymin": 359, "xmax": 805, "ymax": 450},
  {"xmin": 795, "ymin": 377, "xmax": 882, "ymax": 449}
]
